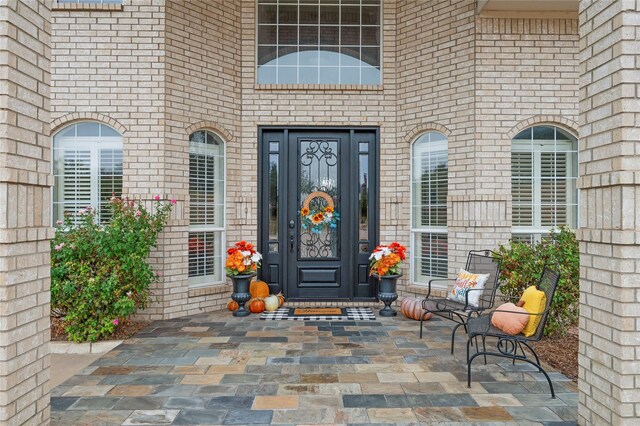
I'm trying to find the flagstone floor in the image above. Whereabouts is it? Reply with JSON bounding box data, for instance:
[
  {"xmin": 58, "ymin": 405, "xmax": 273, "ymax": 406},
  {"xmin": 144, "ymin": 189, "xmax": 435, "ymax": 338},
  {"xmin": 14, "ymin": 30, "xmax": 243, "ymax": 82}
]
[{"xmin": 51, "ymin": 310, "xmax": 578, "ymax": 425}]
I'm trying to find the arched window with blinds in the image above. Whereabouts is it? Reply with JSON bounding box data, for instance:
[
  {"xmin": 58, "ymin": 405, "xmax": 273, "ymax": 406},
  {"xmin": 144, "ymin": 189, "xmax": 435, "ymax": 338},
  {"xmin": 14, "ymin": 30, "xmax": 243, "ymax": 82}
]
[
  {"xmin": 188, "ymin": 130, "xmax": 225, "ymax": 286},
  {"xmin": 411, "ymin": 132, "xmax": 448, "ymax": 284},
  {"xmin": 52, "ymin": 122, "xmax": 123, "ymax": 223},
  {"xmin": 511, "ymin": 125, "xmax": 578, "ymax": 243}
]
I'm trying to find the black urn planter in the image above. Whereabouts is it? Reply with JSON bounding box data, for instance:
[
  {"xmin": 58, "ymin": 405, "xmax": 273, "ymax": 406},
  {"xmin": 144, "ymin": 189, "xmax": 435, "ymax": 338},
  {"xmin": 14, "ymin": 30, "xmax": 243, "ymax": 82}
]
[
  {"xmin": 228, "ymin": 272, "xmax": 256, "ymax": 317},
  {"xmin": 375, "ymin": 273, "xmax": 401, "ymax": 317}
]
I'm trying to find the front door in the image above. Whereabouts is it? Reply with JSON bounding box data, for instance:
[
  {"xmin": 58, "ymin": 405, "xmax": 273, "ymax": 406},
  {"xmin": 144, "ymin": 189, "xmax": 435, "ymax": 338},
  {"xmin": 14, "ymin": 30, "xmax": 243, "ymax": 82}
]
[{"xmin": 258, "ymin": 128, "xmax": 378, "ymax": 301}]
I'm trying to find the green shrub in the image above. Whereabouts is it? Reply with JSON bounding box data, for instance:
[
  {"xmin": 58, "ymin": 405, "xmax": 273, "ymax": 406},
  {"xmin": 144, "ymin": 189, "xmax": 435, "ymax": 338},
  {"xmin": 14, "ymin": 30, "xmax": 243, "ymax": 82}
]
[
  {"xmin": 495, "ymin": 226, "xmax": 579, "ymax": 336},
  {"xmin": 51, "ymin": 196, "xmax": 174, "ymax": 342}
]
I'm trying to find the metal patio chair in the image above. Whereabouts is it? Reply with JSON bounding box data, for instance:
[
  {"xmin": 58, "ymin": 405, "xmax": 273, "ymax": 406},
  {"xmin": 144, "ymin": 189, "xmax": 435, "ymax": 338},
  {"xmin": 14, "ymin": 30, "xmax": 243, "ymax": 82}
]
[
  {"xmin": 419, "ymin": 250, "xmax": 502, "ymax": 354},
  {"xmin": 466, "ymin": 266, "xmax": 561, "ymax": 398}
]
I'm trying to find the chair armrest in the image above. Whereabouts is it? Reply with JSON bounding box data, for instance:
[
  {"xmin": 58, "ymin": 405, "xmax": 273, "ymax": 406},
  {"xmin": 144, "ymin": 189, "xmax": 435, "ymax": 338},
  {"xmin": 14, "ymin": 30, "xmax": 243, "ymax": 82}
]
[
  {"xmin": 462, "ymin": 287, "xmax": 485, "ymax": 311},
  {"xmin": 424, "ymin": 278, "xmax": 456, "ymax": 300}
]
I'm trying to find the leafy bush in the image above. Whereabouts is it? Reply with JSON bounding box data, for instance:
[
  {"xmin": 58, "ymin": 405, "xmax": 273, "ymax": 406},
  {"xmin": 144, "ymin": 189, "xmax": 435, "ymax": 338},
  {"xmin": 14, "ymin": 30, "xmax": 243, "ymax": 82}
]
[
  {"xmin": 495, "ymin": 226, "xmax": 579, "ymax": 336},
  {"xmin": 51, "ymin": 196, "xmax": 174, "ymax": 342}
]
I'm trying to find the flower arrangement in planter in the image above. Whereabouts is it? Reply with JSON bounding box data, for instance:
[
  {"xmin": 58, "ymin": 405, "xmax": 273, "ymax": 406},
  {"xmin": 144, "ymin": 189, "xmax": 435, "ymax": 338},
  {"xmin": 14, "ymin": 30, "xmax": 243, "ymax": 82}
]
[
  {"xmin": 225, "ymin": 241, "xmax": 262, "ymax": 317},
  {"xmin": 369, "ymin": 242, "xmax": 407, "ymax": 317},
  {"xmin": 225, "ymin": 240, "xmax": 262, "ymax": 276},
  {"xmin": 51, "ymin": 196, "xmax": 175, "ymax": 342},
  {"xmin": 369, "ymin": 242, "xmax": 407, "ymax": 277}
]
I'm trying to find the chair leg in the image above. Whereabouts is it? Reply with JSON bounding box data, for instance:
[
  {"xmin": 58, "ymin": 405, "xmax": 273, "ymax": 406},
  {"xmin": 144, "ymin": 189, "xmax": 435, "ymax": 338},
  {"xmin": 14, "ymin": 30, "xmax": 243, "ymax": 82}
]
[
  {"xmin": 482, "ymin": 336, "xmax": 487, "ymax": 365},
  {"xmin": 520, "ymin": 341, "xmax": 543, "ymax": 371},
  {"xmin": 450, "ymin": 323, "xmax": 465, "ymax": 354},
  {"xmin": 419, "ymin": 311, "xmax": 425, "ymax": 339},
  {"xmin": 466, "ymin": 337, "xmax": 472, "ymax": 366}
]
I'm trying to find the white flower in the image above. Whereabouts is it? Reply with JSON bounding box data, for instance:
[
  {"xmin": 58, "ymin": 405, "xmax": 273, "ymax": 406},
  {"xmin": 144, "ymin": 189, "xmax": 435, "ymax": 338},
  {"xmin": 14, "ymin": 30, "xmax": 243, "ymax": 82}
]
[
  {"xmin": 251, "ymin": 253, "xmax": 262, "ymax": 263},
  {"xmin": 241, "ymin": 250, "xmax": 251, "ymax": 258},
  {"xmin": 369, "ymin": 246, "xmax": 391, "ymax": 261},
  {"xmin": 78, "ymin": 209, "xmax": 86, "ymax": 215}
]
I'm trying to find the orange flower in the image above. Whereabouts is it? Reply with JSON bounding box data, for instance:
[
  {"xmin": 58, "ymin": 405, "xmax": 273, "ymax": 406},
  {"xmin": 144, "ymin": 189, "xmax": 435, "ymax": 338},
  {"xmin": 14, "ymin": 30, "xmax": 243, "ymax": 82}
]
[
  {"xmin": 324, "ymin": 206, "xmax": 334, "ymax": 213},
  {"xmin": 226, "ymin": 251, "xmax": 243, "ymax": 268},
  {"xmin": 311, "ymin": 213, "xmax": 325, "ymax": 224},
  {"xmin": 301, "ymin": 207, "xmax": 310, "ymax": 216}
]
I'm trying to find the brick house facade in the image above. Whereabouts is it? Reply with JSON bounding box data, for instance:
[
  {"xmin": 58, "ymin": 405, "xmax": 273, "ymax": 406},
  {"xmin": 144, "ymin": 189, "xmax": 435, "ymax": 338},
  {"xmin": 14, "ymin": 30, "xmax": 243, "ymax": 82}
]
[{"xmin": 1, "ymin": 0, "xmax": 639, "ymax": 424}]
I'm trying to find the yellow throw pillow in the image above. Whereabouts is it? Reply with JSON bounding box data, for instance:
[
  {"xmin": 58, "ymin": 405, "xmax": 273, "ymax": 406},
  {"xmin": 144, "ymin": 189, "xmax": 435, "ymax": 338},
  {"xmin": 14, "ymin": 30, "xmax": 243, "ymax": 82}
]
[{"xmin": 519, "ymin": 285, "xmax": 547, "ymax": 337}]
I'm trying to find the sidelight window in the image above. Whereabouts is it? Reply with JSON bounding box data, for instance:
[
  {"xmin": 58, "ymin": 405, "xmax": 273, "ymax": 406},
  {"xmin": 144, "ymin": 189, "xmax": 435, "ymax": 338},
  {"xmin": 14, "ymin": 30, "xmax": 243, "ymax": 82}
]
[{"xmin": 257, "ymin": 0, "xmax": 381, "ymax": 85}]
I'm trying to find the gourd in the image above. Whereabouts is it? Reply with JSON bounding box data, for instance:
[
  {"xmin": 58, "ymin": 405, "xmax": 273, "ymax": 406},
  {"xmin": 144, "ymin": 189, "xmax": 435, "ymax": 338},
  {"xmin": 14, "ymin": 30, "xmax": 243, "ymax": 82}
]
[
  {"xmin": 276, "ymin": 292, "xmax": 285, "ymax": 307},
  {"xmin": 248, "ymin": 298, "xmax": 265, "ymax": 313},
  {"xmin": 227, "ymin": 300, "xmax": 239, "ymax": 312},
  {"xmin": 401, "ymin": 297, "xmax": 431, "ymax": 321},
  {"xmin": 249, "ymin": 280, "xmax": 270, "ymax": 299},
  {"xmin": 264, "ymin": 295, "xmax": 279, "ymax": 312}
]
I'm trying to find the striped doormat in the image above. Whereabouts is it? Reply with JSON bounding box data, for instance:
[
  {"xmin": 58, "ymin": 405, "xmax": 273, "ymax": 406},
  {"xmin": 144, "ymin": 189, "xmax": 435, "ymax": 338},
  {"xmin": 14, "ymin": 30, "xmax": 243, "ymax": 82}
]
[{"xmin": 260, "ymin": 307, "xmax": 375, "ymax": 321}]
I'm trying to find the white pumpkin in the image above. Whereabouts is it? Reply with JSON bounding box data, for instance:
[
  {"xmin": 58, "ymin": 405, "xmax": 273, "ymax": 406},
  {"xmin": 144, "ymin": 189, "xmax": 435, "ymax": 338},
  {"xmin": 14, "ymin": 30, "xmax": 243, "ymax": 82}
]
[{"xmin": 264, "ymin": 294, "xmax": 279, "ymax": 312}]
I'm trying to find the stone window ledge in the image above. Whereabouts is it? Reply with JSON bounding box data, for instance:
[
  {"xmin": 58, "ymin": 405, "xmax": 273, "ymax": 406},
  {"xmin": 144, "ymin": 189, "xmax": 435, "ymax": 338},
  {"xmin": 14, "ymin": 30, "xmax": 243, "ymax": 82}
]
[
  {"xmin": 188, "ymin": 283, "xmax": 231, "ymax": 299},
  {"xmin": 255, "ymin": 84, "xmax": 383, "ymax": 92},
  {"xmin": 52, "ymin": 2, "xmax": 123, "ymax": 12},
  {"xmin": 406, "ymin": 284, "xmax": 448, "ymax": 299}
]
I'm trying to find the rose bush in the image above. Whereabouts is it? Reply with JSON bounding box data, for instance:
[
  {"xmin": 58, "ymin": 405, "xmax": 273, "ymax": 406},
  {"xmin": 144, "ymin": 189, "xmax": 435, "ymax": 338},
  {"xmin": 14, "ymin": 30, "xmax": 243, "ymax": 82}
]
[{"xmin": 51, "ymin": 196, "xmax": 174, "ymax": 342}]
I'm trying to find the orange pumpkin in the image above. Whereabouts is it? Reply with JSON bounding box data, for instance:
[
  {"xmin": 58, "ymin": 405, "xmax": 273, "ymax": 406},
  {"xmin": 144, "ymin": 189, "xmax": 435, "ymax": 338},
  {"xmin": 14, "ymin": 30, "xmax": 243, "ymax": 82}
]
[
  {"xmin": 250, "ymin": 280, "xmax": 270, "ymax": 299},
  {"xmin": 276, "ymin": 292, "xmax": 285, "ymax": 307},
  {"xmin": 401, "ymin": 297, "xmax": 431, "ymax": 321},
  {"xmin": 227, "ymin": 300, "xmax": 239, "ymax": 312},
  {"xmin": 248, "ymin": 298, "xmax": 265, "ymax": 313}
]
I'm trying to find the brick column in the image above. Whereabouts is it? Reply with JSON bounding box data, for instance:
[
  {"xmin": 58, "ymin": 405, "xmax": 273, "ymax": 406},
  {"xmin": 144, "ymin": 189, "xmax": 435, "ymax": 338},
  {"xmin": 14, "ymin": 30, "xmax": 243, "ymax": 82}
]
[
  {"xmin": 0, "ymin": 1, "xmax": 51, "ymax": 424},
  {"xmin": 578, "ymin": 1, "xmax": 640, "ymax": 424}
]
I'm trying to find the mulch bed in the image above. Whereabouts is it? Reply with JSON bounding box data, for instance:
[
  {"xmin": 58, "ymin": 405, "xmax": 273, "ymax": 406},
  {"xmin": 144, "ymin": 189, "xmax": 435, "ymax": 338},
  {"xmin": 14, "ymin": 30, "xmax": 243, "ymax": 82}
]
[
  {"xmin": 533, "ymin": 327, "xmax": 579, "ymax": 381},
  {"xmin": 51, "ymin": 317, "xmax": 150, "ymax": 342}
]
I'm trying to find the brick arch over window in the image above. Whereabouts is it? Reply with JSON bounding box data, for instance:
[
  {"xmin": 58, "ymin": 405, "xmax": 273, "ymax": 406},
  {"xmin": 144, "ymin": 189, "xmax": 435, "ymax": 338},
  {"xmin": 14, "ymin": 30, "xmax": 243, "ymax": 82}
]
[
  {"xmin": 507, "ymin": 115, "xmax": 578, "ymax": 139},
  {"xmin": 51, "ymin": 113, "xmax": 127, "ymax": 135},
  {"xmin": 185, "ymin": 121, "xmax": 234, "ymax": 142},
  {"xmin": 404, "ymin": 123, "xmax": 452, "ymax": 145}
]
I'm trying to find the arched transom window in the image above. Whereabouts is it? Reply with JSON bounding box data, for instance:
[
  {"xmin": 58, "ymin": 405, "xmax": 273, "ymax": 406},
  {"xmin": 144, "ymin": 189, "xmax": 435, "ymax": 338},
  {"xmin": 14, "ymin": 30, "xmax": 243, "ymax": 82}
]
[
  {"xmin": 188, "ymin": 130, "xmax": 225, "ymax": 286},
  {"xmin": 52, "ymin": 122, "xmax": 123, "ymax": 223},
  {"xmin": 411, "ymin": 131, "xmax": 448, "ymax": 284},
  {"xmin": 511, "ymin": 125, "xmax": 578, "ymax": 242}
]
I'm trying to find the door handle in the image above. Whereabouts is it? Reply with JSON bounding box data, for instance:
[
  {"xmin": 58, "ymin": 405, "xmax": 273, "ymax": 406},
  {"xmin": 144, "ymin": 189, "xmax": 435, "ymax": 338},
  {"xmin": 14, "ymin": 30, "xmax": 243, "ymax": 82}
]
[{"xmin": 289, "ymin": 234, "xmax": 294, "ymax": 253}]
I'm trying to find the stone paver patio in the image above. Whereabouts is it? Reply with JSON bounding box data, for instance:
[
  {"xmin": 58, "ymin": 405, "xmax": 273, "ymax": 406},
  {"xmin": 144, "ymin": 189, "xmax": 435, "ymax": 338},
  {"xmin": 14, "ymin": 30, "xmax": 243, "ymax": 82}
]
[{"xmin": 51, "ymin": 310, "xmax": 577, "ymax": 425}]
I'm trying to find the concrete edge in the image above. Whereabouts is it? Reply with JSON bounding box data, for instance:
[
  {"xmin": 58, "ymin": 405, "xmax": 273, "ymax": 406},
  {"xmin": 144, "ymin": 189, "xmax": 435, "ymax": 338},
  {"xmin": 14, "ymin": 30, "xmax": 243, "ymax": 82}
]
[{"xmin": 50, "ymin": 340, "xmax": 123, "ymax": 354}]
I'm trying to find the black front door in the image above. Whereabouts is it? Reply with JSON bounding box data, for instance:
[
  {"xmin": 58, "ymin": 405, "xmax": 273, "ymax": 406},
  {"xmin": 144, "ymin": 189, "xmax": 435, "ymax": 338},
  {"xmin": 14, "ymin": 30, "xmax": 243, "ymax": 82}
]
[{"xmin": 259, "ymin": 128, "xmax": 378, "ymax": 301}]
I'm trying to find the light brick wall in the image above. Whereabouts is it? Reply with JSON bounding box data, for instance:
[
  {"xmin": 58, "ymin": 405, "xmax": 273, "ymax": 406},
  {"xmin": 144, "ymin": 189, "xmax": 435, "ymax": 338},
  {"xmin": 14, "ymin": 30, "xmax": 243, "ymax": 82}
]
[
  {"xmin": 397, "ymin": 0, "xmax": 476, "ymax": 296},
  {"xmin": 578, "ymin": 1, "xmax": 640, "ymax": 424},
  {"xmin": 163, "ymin": 0, "xmax": 242, "ymax": 316},
  {"xmin": 51, "ymin": 0, "xmax": 169, "ymax": 319},
  {"xmin": 0, "ymin": 1, "xmax": 51, "ymax": 424},
  {"xmin": 472, "ymin": 16, "xmax": 580, "ymax": 259}
]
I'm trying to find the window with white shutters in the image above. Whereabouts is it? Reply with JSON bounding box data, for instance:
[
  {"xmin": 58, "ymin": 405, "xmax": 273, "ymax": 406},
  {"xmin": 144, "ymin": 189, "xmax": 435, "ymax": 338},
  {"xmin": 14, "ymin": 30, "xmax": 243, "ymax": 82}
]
[
  {"xmin": 53, "ymin": 122, "xmax": 123, "ymax": 223},
  {"xmin": 188, "ymin": 130, "xmax": 225, "ymax": 286},
  {"xmin": 511, "ymin": 126, "xmax": 578, "ymax": 243},
  {"xmin": 411, "ymin": 132, "xmax": 448, "ymax": 284}
]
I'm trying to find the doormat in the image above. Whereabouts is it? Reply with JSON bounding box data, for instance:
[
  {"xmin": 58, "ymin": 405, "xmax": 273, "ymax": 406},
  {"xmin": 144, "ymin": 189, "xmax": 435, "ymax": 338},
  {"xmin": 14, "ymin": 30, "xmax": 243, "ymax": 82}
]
[{"xmin": 260, "ymin": 307, "xmax": 375, "ymax": 321}]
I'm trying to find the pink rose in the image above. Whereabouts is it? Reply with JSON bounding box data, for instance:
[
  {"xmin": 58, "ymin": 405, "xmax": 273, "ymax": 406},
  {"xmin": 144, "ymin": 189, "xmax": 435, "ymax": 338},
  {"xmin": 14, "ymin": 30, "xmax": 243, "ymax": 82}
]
[
  {"xmin": 154, "ymin": 195, "xmax": 160, "ymax": 201},
  {"xmin": 56, "ymin": 220, "xmax": 63, "ymax": 225},
  {"xmin": 135, "ymin": 210, "xmax": 142, "ymax": 217},
  {"xmin": 170, "ymin": 199, "xmax": 177, "ymax": 205},
  {"xmin": 112, "ymin": 318, "xmax": 119, "ymax": 326}
]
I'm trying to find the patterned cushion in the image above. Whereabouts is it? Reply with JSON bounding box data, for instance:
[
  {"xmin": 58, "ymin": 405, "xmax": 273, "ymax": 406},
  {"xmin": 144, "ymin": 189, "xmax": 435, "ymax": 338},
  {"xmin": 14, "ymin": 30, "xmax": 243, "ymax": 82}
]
[
  {"xmin": 519, "ymin": 285, "xmax": 547, "ymax": 337},
  {"xmin": 491, "ymin": 302, "xmax": 529, "ymax": 335},
  {"xmin": 447, "ymin": 269, "xmax": 490, "ymax": 307}
]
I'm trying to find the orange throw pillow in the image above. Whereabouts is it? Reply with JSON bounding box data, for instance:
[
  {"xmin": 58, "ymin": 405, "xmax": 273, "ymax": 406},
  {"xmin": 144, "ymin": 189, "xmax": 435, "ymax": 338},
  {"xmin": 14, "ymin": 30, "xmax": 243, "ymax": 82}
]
[{"xmin": 491, "ymin": 302, "xmax": 529, "ymax": 335}]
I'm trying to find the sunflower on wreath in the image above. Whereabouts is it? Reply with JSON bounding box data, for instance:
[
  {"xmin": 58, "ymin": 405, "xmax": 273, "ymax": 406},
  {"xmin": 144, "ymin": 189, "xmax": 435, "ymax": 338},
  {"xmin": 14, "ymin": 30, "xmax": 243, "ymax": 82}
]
[{"xmin": 300, "ymin": 204, "xmax": 340, "ymax": 234}]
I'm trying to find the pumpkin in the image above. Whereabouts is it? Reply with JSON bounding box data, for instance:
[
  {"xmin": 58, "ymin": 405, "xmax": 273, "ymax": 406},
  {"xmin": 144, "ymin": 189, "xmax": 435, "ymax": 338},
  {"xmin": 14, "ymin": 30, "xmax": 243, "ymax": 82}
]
[
  {"xmin": 227, "ymin": 300, "xmax": 239, "ymax": 312},
  {"xmin": 248, "ymin": 298, "xmax": 265, "ymax": 313},
  {"xmin": 276, "ymin": 292, "xmax": 285, "ymax": 307},
  {"xmin": 250, "ymin": 280, "xmax": 270, "ymax": 299},
  {"xmin": 264, "ymin": 295, "xmax": 279, "ymax": 312},
  {"xmin": 401, "ymin": 297, "xmax": 432, "ymax": 321}
]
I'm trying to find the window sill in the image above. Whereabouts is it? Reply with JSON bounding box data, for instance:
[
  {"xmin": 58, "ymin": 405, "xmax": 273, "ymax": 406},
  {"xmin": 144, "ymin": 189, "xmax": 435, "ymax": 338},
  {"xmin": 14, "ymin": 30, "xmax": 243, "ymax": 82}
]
[
  {"xmin": 255, "ymin": 84, "xmax": 383, "ymax": 92},
  {"xmin": 188, "ymin": 283, "xmax": 231, "ymax": 298},
  {"xmin": 407, "ymin": 284, "xmax": 448, "ymax": 298},
  {"xmin": 52, "ymin": 2, "xmax": 123, "ymax": 12}
]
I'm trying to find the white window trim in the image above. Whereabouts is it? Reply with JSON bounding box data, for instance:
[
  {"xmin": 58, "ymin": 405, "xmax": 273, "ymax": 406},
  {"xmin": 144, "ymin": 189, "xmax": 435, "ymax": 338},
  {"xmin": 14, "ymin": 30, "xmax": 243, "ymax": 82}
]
[
  {"xmin": 410, "ymin": 133, "xmax": 448, "ymax": 287},
  {"xmin": 511, "ymin": 131, "xmax": 578, "ymax": 239},
  {"xmin": 188, "ymin": 131, "xmax": 227, "ymax": 288}
]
